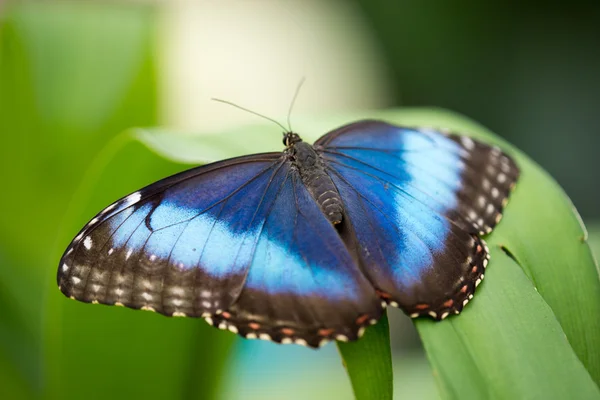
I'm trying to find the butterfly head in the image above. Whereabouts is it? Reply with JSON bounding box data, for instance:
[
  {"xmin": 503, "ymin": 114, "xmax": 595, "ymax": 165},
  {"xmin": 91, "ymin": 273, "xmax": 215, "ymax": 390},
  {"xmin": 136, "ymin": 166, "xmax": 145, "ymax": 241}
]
[{"xmin": 283, "ymin": 132, "xmax": 302, "ymax": 147}]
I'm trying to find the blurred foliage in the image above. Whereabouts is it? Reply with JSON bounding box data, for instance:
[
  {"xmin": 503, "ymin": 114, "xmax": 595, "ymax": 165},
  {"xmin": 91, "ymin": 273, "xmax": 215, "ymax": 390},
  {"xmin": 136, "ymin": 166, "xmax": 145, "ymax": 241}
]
[
  {"xmin": 356, "ymin": 0, "xmax": 600, "ymax": 221},
  {"xmin": 1, "ymin": 2, "xmax": 600, "ymax": 400},
  {"xmin": 0, "ymin": 3, "xmax": 233, "ymax": 400}
]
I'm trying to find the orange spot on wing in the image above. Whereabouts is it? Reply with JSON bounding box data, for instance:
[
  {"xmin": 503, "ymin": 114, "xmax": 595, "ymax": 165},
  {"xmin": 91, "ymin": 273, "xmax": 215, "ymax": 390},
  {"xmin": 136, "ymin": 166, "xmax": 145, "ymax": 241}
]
[
  {"xmin": 248, "ymin": 322, "xmax": 260, "ymax": 330},
  {"xmin": 471, "ymin": 266, "xmax": 478, "ymax": 273},
  {"xmin": 460, "ymin": 285, "xmax": 468, "ymax": 293},
  {"xmin": 281, "ymin": 328, "xmax": 295, "ymax": 336},
  {"xmin": 414, "ymin": 303, "xmax": 429, "ymax": 310},
  {"xmin": 356, "ymin": 314, "xmax": 370, "ymax": 325},
  {"xmin": 376, "ymin": 290, "xmax": 392, "ymax": 299},
  {"xmin": 443, "ymin": 299, "xmax": 454, "ymax": 308},
  {"xmin": 318, "ymin": 328, "xmax": 334, "ymax": 336},
  {"xmin": 221, "ymin": 311, "xmax": 231, "ymax": 319}
]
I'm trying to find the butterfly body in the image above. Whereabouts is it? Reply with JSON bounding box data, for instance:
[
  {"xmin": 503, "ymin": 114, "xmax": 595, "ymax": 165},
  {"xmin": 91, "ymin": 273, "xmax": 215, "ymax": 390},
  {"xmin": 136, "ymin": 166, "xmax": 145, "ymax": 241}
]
[
  {"xmin": 288, "ymin": 139, "xmax": 344, "ymax": 225},
  {"xmin": 58, "ymin": 120, "xmax": 519, "ymax": 348}
]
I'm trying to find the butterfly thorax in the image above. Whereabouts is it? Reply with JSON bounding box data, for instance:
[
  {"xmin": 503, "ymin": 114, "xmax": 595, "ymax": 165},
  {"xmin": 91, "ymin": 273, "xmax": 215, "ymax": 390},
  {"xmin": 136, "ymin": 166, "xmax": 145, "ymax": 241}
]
[{"xmin": 289, "ymin": 140, "xmax": 344, "ymax": 225}]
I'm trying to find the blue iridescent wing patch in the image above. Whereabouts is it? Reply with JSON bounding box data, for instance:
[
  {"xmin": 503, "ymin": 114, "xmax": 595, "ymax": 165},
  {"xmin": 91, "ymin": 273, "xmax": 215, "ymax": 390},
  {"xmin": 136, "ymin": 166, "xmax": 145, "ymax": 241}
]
[
  {"xmin": 58, "ymin": 153, "xmax": 381, "ymax": 348},
  {"xmin": 315, "ymin": 120, "xmax": 519, "ymax": 319}
]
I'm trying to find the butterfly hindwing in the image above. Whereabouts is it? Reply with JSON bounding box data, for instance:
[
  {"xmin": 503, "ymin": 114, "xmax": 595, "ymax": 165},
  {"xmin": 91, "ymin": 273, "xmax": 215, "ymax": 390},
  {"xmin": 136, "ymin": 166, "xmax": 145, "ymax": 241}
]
[
  {"xmin": 58, "ymin": 152, "xmax": 381, "ymax": 347},
  {"xmin": 316, "ymin": 120, "xmax": 519, "ymax": 319},
  {"xmin": 210, "ymin": 171, "xmax": 382, "ymax": 347}
]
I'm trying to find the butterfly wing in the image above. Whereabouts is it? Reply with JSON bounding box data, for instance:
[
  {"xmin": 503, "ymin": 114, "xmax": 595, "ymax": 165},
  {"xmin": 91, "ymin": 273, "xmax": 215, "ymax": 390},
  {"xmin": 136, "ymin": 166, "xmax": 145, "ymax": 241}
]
[
  {"xmin": 315, "ymin": 120, "xmax": 519, "ymax": 319},
  {"xmin": 58, "ymin": 152, "xmax": 381, "ymax": 347}
]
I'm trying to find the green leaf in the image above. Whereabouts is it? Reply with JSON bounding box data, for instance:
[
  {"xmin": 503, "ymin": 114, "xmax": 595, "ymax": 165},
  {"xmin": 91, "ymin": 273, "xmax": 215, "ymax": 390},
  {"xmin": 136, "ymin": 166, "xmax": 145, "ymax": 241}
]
[
  {"xmin": 136, "ymin": 108, "xmax": 600, "ymax": 399},
  {"xmin": 0, "ymin": 3, "xmax": 234, "ymax": 400},
  {"xmin": 0, "ymin": 2, "xmax": 160, "ymax": 398},
  {"xmin": 337, "ymin": 313, "xmax": 393, "ymax": 400}
]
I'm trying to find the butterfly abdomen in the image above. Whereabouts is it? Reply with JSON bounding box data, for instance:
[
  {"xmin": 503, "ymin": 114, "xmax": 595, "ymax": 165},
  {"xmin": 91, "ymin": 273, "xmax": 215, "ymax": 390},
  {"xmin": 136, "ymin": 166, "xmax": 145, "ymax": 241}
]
[{"xmin": 291, "ymin": 141, "xmax": 344, "ymax": 224}]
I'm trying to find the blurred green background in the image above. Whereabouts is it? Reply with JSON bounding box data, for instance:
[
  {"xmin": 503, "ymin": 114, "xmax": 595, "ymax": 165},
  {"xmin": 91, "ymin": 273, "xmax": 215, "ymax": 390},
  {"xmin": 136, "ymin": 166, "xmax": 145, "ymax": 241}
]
[{"xmin": 1, "ymin": 1, "xmax": 598, "ymax": 399}]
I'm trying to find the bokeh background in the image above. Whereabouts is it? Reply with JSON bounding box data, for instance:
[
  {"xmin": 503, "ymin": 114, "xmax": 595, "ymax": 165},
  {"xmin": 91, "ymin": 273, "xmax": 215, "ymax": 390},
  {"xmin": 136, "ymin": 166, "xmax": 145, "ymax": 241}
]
[{"xmin": 1, "ymin": 1, "xmax": 599, "ymax": 399}]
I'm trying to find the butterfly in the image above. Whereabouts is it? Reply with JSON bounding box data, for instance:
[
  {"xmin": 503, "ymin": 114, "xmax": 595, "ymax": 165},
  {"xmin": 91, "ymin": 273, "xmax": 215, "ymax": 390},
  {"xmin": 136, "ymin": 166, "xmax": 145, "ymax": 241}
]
[{"xmin": 57, "ymin": 119, "xmax": 519, "ymax": 348}]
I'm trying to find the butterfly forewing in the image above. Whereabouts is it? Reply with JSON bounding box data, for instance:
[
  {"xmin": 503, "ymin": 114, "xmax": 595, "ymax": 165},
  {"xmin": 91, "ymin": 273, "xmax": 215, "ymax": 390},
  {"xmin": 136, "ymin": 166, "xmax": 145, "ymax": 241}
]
[
  {"xmin": 58, "ymin": 154, "xmax": 283, "ymax": 314},
  {"xmin": 58, "ymin": 152, "xmax": 381, "ymax": 348}
]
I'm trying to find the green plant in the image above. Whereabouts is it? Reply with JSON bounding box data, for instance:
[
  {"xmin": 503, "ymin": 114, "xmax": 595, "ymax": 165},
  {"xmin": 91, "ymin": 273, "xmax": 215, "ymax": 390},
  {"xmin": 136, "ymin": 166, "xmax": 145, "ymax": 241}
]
[{"xmin": 2, "ymin": 3, "xmax": 598, "ymax": 399}]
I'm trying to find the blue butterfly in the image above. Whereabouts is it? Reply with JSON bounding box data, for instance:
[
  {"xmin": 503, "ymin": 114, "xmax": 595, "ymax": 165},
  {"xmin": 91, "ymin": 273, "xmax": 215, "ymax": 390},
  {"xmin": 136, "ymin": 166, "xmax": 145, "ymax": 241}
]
[{"xmin": 57, "ymin": 120, "xmax": 519, "ymax": 348}]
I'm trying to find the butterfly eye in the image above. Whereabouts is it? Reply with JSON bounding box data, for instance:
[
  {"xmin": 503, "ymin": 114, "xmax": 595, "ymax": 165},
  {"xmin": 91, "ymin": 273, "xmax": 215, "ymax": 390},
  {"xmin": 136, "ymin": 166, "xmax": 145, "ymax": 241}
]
[{"xmin": 283, "ymin": 133, "xmax": 301, "ymax": 147}]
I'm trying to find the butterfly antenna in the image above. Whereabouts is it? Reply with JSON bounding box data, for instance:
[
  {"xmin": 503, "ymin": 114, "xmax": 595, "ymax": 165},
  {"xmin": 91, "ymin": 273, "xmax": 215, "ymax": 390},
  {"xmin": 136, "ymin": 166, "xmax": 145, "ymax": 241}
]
[
  {"xmin": 287, "ymin": 76, "xmax": 305, "ymax": 133},
  {"xmin": 211, "ymin": 98, "xmax": 288, "ymax": 133}
]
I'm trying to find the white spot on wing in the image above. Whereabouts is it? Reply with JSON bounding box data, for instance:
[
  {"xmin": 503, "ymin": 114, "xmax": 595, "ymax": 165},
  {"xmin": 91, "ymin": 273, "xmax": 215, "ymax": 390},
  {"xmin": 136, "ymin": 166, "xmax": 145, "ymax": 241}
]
[
  {"xmin": 126, "ymin": 192, "xmax": 142, "ymax": 205},
  {"xmin": 71, "ymin": 276, "xmax": 81, "ymax": 285},
  {"xmin": 83, "ymin": 236, "xmax": 93, "ymax": 250},
  {"xmin": 478, "ymin": 196, "xmax": 486, "ymax": 207},
  {"xmin": 461, "ymin": 136, "xmax": 475, "ymax": 150},
  {"xmin": 294, "ymin": 338, "xmax": 308, "ymax": 346},
  {"xmin": 142, "ymin": 280, "xmax": 153, "ymax": 290},
  {"xmin": 62, "ymin": 264, "xmax": 69, "ymax": 272},
  {"xmin": 228, "ymin": 325, "xmax": 238, "ymax": 334}
]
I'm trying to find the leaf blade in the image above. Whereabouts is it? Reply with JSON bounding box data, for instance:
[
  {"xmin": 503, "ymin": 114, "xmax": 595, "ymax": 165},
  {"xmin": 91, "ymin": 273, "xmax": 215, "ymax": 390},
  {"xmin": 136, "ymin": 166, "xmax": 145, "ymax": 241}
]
[{"xmin": 337, "ymin": 313, "xmax": 393, "ymax": 400}]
